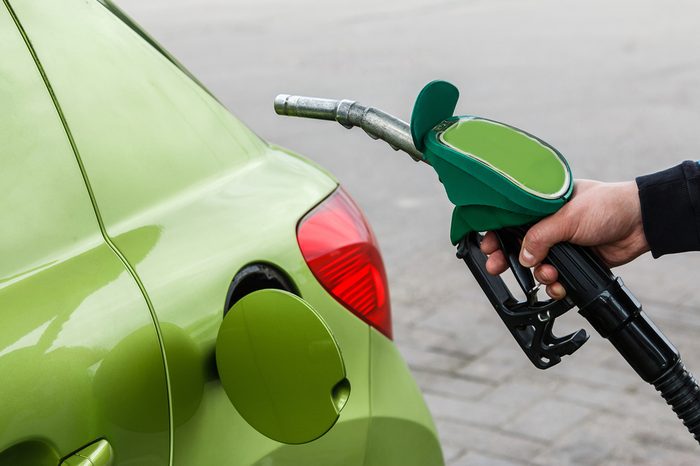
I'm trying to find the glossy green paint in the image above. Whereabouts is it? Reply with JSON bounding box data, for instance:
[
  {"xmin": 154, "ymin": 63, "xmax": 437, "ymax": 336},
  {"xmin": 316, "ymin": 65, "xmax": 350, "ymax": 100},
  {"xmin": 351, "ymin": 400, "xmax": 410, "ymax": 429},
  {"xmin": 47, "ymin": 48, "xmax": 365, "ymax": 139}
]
[
  {"xmin": 4, "ymin": 0, "xmax": 443, "ymax": 464},
  {"xmin": 61, "ymin": 439, "xmax": 113, "ymax": 466},
  {"xmin": 217, "ymin": 290, "xmax": 347, "ymax": 444},
  {"xmin": 0, "ymin": 3, "xmax": 169, "ymax": 464},
  {"xmin": 366, "ymin": 329, "xmax": 445, "ymax": 466},
  {"xmin": 60, "ymin": 456, "xmax": 91, "ymax": 466}
]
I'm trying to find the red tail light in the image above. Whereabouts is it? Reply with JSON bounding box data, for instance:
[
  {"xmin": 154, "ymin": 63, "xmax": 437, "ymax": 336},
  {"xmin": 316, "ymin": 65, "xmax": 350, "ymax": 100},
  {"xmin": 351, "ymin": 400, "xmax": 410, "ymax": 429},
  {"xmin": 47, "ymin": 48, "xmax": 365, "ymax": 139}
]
[{"xmin": 297, "ymin": 188, "xmax": 392, "ymax": 339}]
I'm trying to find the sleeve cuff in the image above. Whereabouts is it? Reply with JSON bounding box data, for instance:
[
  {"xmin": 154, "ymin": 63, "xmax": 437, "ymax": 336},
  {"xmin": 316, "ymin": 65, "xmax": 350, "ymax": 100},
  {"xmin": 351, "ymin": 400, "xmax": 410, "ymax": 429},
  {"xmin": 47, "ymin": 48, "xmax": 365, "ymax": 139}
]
[{"xmin": 636, "ymin": 160, "xmax": 700, "ymax": 258}]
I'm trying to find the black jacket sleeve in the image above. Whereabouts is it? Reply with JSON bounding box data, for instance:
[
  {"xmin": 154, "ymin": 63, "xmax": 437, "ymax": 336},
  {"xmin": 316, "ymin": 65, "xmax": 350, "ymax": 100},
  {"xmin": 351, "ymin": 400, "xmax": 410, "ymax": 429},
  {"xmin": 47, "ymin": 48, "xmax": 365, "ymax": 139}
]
[{"xmin": 636, "ymin": 160, "xmax": 700, "ymax": 258}]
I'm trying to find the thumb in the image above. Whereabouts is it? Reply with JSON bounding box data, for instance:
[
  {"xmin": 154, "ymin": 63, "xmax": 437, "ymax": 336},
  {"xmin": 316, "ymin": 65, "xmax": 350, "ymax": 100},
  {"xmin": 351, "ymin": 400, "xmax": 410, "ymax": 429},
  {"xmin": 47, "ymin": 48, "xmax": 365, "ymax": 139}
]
[{"xmin": 520, "ymin": 210, "xmax": 575, "ymax": 267}]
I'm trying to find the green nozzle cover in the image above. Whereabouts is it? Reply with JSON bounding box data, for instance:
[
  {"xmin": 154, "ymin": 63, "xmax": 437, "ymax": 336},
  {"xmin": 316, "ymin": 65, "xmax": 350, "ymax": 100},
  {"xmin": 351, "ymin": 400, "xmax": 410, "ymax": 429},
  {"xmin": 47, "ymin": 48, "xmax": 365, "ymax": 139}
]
[
  {"xmin": 411, "ymin": 80, "xmax": 573, "ymax": 244},
  {"xmin": 410, "ymin": 80, "xmax": 459, "ymax": 152}
]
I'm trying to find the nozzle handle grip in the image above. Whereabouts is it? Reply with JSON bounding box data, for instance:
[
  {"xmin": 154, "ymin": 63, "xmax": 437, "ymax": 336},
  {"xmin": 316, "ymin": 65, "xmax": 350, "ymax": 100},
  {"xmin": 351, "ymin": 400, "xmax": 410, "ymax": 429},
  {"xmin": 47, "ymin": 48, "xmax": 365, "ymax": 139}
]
[
  {"xmin": 546, "ymin": 241, "xmax": 700, "ymax": 442},
  {"xmin": 544, "ymin": 241, "xmax": 680, "ymax": 382}
]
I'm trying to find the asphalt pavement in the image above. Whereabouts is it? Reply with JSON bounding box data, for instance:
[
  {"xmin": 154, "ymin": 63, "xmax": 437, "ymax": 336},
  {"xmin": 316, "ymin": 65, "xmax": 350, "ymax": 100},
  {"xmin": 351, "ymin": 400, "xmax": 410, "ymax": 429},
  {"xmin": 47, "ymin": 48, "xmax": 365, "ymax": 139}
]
[{"xmin": 118, "ymin": 1, "xmax": 700, "ymax": 464}]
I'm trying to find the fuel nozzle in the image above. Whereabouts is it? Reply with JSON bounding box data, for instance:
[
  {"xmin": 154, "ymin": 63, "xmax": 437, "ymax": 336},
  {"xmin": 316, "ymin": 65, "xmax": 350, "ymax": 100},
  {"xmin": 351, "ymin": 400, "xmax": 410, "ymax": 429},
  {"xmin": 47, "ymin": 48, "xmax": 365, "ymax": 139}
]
[
  {"xmin": 274, "ymin": 81, "xmax": 700, "ymax": 445},
  {"xmin": 276, "ymin": 82, "xmax": 574, "ymax": 244}
]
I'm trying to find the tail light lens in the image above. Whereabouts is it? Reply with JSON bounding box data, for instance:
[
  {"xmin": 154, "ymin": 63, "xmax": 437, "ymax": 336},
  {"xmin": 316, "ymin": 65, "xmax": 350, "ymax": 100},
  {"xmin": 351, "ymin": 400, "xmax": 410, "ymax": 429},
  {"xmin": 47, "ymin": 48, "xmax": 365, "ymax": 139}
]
[{"xmin": 297, "ymin": 188, "xmax": 392, "ymax": 339}]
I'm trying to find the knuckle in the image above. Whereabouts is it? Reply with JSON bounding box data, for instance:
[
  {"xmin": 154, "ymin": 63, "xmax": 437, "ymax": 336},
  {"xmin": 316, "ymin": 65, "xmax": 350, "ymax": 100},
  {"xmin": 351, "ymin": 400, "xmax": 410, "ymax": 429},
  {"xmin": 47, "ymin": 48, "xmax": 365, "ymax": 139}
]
[
  {"xmin": 534, "ymin": 266, "xmax": 549, "ymax": 283},
  {"xmin": 526, "ymin": 226, "xmax": 546, "ymax": 248}
]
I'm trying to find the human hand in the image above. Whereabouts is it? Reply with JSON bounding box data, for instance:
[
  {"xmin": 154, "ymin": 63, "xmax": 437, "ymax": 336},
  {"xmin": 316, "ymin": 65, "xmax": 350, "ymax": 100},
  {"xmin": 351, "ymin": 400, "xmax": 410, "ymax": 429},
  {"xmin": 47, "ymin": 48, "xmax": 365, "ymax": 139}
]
[{"xmin": 479, "ymin": 180, "xmax": 649, "ymax": 299}]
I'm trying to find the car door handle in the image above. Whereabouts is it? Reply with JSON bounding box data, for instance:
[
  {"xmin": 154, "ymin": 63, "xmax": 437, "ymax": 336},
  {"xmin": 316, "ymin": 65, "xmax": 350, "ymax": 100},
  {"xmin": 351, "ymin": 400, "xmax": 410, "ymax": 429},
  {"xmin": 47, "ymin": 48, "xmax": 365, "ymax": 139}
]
[{"xmin": 60, "ymin": 439, "xmax": 113, "ymax": 466}]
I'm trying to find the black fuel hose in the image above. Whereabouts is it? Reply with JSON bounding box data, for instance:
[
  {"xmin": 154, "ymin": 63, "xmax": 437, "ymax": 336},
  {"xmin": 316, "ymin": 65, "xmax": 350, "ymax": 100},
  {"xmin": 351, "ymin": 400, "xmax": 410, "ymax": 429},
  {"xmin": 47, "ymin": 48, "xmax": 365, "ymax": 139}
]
[{"xmin": 544, "ymin": 239, "xmax": 700, "ymax": 443}]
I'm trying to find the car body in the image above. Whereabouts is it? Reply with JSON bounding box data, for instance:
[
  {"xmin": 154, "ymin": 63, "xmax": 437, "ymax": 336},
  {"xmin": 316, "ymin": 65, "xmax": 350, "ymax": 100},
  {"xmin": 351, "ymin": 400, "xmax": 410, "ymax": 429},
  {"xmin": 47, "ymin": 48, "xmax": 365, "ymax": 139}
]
[{"xmin": 0, "ymin": 0, "xmax": 443, "ymax": 464}]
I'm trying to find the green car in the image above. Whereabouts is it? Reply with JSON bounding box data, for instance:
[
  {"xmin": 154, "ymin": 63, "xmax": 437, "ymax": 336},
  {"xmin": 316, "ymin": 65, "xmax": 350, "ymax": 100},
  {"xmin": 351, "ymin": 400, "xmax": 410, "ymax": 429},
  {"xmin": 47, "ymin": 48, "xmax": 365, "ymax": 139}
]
[{"xmin": 0, "ymin": 0, "xmax": 443, "ymax": 464}]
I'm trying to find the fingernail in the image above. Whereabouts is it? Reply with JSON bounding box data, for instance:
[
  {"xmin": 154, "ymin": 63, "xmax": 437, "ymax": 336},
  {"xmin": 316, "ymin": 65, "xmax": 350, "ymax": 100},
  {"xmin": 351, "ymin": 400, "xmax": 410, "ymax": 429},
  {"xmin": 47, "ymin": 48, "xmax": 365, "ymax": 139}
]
[
  {"xmin": 550, "ymin": 283, "xmax": 566, "ymax": 300},
  {"xmin": 521, "ymin": 248, "xmax": 535, "ymax": 267}
]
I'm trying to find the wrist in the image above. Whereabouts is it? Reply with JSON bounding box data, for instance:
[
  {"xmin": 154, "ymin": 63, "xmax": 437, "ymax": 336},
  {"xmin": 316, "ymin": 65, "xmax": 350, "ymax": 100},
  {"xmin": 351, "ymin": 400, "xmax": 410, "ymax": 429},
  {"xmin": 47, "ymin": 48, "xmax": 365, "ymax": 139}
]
[{"xmin": 624, "ymin": 181, "xmax": 648, "ymax": 251}]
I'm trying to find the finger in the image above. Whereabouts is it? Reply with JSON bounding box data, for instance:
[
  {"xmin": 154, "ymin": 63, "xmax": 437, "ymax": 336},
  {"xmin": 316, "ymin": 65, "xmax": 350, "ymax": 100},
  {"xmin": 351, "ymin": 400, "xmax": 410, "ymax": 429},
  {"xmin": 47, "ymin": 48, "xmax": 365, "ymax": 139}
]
[
  {"xmin": 520, "ymin": 210, "xmax": 576, "ymax": 267},
  {"xmin": 485, "ymin": 250, "xmax": 508, "ymax": 275},
  {"xmin": 545, "ymin": 282, "xmax": 567, "ymax": 300},
  {"xmin": 533, "ymin": 264, "xmax": 559, "ymax": 285},
  {"xmin": 480, "ymin": 231, "xmax": 500, "ymax": 255}
]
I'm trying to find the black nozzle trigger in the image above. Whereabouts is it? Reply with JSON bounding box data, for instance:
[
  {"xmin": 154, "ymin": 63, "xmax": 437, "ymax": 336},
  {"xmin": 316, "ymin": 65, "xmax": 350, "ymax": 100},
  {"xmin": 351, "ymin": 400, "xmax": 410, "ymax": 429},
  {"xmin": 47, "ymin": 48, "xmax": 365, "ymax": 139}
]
[
  {"xmin": 494, "ymin": 230, "xmax": 539, "ymax": 305},
  {"xmin": 457, "ymin": 230, "xmax": 588, "ymax": 369}
]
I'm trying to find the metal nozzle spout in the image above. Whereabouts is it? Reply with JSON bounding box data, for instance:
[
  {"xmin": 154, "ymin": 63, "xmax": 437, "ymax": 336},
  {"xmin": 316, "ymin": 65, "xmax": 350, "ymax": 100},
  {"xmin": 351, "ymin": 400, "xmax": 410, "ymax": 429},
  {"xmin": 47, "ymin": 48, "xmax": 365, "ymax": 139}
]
[
  {"xmin": 274, "ymin": 94, "xmax": 424, "ymax": 162},
  {"xmin": 274, "ymin": 94, "xmax": 341, "ymax": 121}
]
